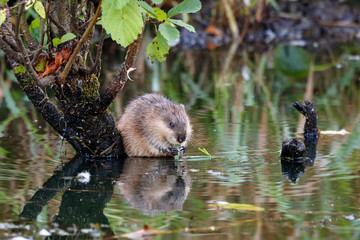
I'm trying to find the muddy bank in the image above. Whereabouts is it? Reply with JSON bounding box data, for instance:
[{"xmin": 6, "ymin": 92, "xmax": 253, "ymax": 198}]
[{"xmin": 178, "ymin": 0, "xmax": 360, "ymax": 49}]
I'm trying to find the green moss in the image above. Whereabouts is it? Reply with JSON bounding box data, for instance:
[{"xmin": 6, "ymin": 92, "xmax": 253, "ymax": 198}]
[
  {"xmin": 83, "ymin": 74, "xmax": 100, "ymax": 101},
  {"xmin": 19, "ymin": 73, "xmax": 35, "ymax": 90}
]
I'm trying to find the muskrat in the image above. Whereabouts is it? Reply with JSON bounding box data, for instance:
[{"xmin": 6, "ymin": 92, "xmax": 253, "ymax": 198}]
[{"xmin": 117, "ymin": 94, "xmax": 192, "ymax": 157}]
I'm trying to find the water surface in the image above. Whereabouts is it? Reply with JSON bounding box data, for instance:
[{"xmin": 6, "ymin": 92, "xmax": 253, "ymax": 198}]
[{"xmin": 1, "ymin": 45, "xmax": 360, "ymax": 239}]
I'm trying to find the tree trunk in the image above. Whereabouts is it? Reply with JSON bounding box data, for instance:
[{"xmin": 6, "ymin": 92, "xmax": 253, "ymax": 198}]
[{"xmin": 0, "ymin": 1, "xmax": 144, "ymax": 156}]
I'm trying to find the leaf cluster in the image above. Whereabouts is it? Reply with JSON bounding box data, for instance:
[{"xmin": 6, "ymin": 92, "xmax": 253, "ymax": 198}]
[{"xmin": 101, "ymin": 0, "xmax": 201, "ymax": 62}]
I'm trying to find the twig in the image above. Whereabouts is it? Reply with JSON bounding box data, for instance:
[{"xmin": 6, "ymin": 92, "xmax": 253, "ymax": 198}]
[
  {"xmin": 78, "ymin": 0, "xmax": 88, "ymax": 11},
  {"xmin": 0, "ymin": 28, "xmax": 7, "ymax": 37},
  {"xmin": 55, "ymin": 0, "xmax": 70, "ymax": 35},
  {"xmin": 15, "ymin": 3, "xmax": 23, "ymax": 37},
  {"xmin": 76, "ymin": 0, "xmax": 88, "ymax": 21},
  {"xmin": 19, "ymin": 8, "xmax": 38, "ymax": 50},
  {"xmin": 70, "ymin": 0, "xmax": 79, "ymax": 34},
  {"xmin": 99, "ymin": 141, "xmax": 117, "ymax": 156},
  {"xmin": 96, "ymin": 33, "xmax": 144, "ymax": 112},
  {"xmin": 31, "ymin": 18, "xmax": 46, "ymax": 65},
  {"xmin": 45, "ymin": 0, "xmax": 53, "ymax": 53},
  {"xmin": 15, "ymin": 3, "xmax": 41, "ymax": 85},
  {"xmin": 47, "ymin": 14, "xmax": 69, "ymax": 38},
  {"xmin": 1, "ymin": 24, "xmax": 20, "ymax": 52},
  {"xmin": 90, "ymin": 28, "xmax": 105, "ymax": 75},
  {"xmin": 3, "ymin": 0, "xmax": 27, "ymax": 10},
  {"xmin": 79, "ymin": 17, "xmax": 93, "ymax": 30},
  {"xmin": 58, "ymin": 0, "xmax": 102, "ymax": 84},
  {"xmin": 0, "ymin": 37, "xmax": 23, "ymax": 63}
]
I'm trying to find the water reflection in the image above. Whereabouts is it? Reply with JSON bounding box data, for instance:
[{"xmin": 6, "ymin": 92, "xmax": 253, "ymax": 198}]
[
  {"xmin": 18, "ymin": 155, "xmax": 189, "ymax": 236},
  {"xmin": 119, "ymin": 157, "xmax": 191, "ymax": 216},
  {"xmin": 20, "ymin": 155, "xmax": 124, "ymax": 237},
  {"xmin": 1, "ymin": 35, "xmax": 360, "ymax": 239}
]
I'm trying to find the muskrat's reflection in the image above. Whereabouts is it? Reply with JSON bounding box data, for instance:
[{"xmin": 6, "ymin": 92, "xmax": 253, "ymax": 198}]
[{"xmin": 119, "ymin": 157, "xmax": 191, "ymax": 215}]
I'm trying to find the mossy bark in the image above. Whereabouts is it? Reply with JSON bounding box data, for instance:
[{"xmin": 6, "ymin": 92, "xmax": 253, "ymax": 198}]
[
  {"xmin": 0, "ymin": 1, "xmax": 144, "ymax": 157},
  {"xmin": 16, "ymin": 69, "xmax": 123, "ymax": 156}
]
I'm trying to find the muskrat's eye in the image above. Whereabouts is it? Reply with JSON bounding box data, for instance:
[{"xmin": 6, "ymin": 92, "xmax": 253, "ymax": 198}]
[{"xmin": 169, "ymin": 122, "xmax": 175, "ymax": 128}]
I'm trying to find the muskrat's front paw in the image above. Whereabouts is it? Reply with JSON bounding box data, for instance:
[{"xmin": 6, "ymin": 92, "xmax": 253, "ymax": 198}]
[
  {"xmin": 179, "ymin": 146, "xmax": 186, "ymax": 154},
  {"xmin": 168, "ymin": 147, "xmax": 179, "ymax": 155}
]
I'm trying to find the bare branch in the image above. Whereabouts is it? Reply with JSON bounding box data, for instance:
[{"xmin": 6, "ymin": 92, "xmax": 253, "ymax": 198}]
[
  {"xmin": 80, "ymin": 2, "xmax": 95, "ymax": 57},
  {"xmin": 79, "ymin": 16, "xmax": 93, "ymax": 30},
  {"xmin": 15, "ymin": 3, "xmax": 23, "ymax": 37},
  {"xmin": 90, "ymin": 27, "xmax": 105, "ymax": 75},
  {"xmin": 1, "ymin": 24, "xmax": 20, "ymax": 52},
  {"xmin": 77, "ymin": 0, "xmax": 88, "ymax": 19},
  {"xmin": 70, "ymin": 0, "xmax": 79, "ymax": 34},
  {"xmin": 55, "ymin": 0, "xmax": 70, "ymax": 35},
  {"xmin": 45, "ymin": 0, "xmax": 53, "ymax": 52},
  {"xmin": 19, "ymin": 9, "xmax": 38, "ymax": 50},
  {"xmin": 58, "ymin": 1, "xmax": 102, "ymax": 84},
  {"xmin": 47, "ymin": 14, "xmax": 71, "ymax": 38},
  {"xmin": 95, "ymin": 33, "xmax": 144, "ymax": 112},
  {"xmin": 31, "ymin": 18, "xmax": 46, "ymax": 65},
  {"xmin": 14, "ymin": 4, "xmax": 41, "ymax": 85},
  {"xmin": 0, "ymin": 37, "xmax": 23, "ymax": 63}
]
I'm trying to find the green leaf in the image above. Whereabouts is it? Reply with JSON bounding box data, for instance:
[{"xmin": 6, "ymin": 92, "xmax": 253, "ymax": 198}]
[
  {"xmin": 152, "ymin": 0, "xmax": 163, "ymax": 4},
  {"xmin": 35, "ymin": 57, "xmax": 46, "ymax": 72},
  {"xmin": 114, "ymin": 0, "xmax": 130, "ymax": 9},
  {"xmin": 198, "ymin": 147, "xmax": 211, "ymax": 157},
  {"xmin": 0, "ymin": 0, "xmax": 9, "ymax": 6},
  {"xmin": 313, "ymin": 63, "xmax": 334, "ymax": 72},
  {"xmin": 29, "ymin": 18, "xmax": 40, "ymax": 34},
  {"xmin": 52, "ymin": 37, "xmax": 61, "ymax": 47},
  {"xmin": 169, "ymin": 19, "xmax": 195, "ymax": 32},
  {"xmin": 153, "ymin": 7, "xmax": 167, "ymax": 22},
  {"xmin": 28, "ymin": 17, "xmax": 44, "ymax": 43},
  {"xmin": 0, "ymin": 146, "xmax": 9, "ymax": 159},
  {"xmin": 139, "ymin": 1, "xmax": 156, "ymax": 17},
  {"xmin": 34, "ymin": 1, "xmax": 46, "ymax": 19},
  {"xmin": 60, "ymin": 33, "xmax": 76, "ymax": 43},
  {"xmin": 158, "ymin": 23, "xmax": 179, "ymax": 42},
  {"xmin": 167, "ymin": 0, "xmax": 201, "ymax": 18},
  {"xmin": 25, "ymin": 0, "xmax": 35, "ymax": 10},
  {"xmin": 101, "ymin": 0, "xmax": 144, "ymax": 47},
  {"xmin": 12, "ymin": 65, "xmax": 26, "ymax": 74},
  {"xmin": 0, "ymin": 9, "xmax": 6, "ymax": 26},
  {"xmin": 274, "ymin": 45, "xmax": 310, "ymax": 78},
  {"xmin": 146, "ymin": 31, "xmax": 170, "ymax": 63}
]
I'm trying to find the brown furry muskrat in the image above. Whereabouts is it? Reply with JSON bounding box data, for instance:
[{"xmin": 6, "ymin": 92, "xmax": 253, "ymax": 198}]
[{"xmin": 117, "ymin": 94, "xmax": 192, "ymax": 157}]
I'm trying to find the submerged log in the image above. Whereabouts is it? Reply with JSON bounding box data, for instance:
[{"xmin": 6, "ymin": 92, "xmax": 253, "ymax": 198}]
[{"xmin": 281, "ymin": 100, "xmax": 319, "ymax": 182}]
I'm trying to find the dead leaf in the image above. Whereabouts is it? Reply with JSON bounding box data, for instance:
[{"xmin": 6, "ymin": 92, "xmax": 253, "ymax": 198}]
[
  {"xmin": 206, "ymin": 25, "xmax": 222, "ymax": 37},
  {"xmin": 39, "ymin": 48, "xmax": 72, "ymax": 78}
]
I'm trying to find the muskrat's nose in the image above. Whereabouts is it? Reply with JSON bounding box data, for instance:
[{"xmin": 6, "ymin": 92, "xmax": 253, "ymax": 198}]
[{"xmin": 177, "ymin": 136, "xmax": 185, "ymax": 143}]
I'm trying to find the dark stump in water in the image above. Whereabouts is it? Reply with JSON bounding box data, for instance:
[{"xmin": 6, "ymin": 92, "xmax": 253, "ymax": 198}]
[
  {"xmin": 281, "ymin": 100, "xmax": 319, "ymax": 183},
  {"xmin": 281, "ymin": 138, "xmax": 305, "ymax": 160}
]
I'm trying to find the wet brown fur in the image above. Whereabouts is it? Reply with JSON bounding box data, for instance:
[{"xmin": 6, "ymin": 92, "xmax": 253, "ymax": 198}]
[{"xmin": 117, "ymin": 94, "xmax": 192, "ymax": 157}]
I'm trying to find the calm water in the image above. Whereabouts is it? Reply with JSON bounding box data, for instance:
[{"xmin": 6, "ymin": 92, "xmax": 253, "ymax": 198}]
[{"xmin": 1, "ymin": 45, "xmax": 360, "ymax": 239}]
